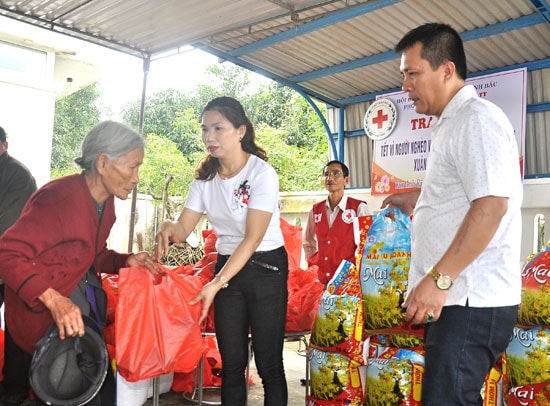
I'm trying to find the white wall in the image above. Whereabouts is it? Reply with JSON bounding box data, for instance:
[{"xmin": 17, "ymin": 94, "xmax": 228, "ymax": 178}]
[
  {"xmin": 0, "ymin": 63, "xmax": 57, "ymax": 187},
  {"xmin": 518, "ymin": 179, "xmax": 550, "ymax": 259}
]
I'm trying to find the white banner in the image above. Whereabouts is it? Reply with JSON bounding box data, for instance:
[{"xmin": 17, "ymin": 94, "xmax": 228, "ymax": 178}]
[{"xmin": 370, "ymin": 67, "xmax": 527, "ymax": 195}]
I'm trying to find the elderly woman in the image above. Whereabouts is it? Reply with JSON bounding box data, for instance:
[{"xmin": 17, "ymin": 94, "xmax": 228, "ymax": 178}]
[{"xmin": 0, "ymin": 121, "xmax": 160, "ymax": 405}]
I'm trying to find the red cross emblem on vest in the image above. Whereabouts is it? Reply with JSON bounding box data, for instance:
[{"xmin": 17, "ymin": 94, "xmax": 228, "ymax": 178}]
[{"xmin": 341, "ymin": 209, "xmax": 356, "ymax": 224}]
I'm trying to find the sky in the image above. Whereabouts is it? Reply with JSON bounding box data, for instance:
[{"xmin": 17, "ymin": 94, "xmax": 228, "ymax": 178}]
[
  {"xmin": 96, "ymin": 46, "xmax": 271, "ymax": 119},
  {"xmin": 96, "ymin": 48, "xmax": 221, "ymax": 117},
  {"xmin": 0, "ymin": 15, "xmax": 270, "ymax": 119}
]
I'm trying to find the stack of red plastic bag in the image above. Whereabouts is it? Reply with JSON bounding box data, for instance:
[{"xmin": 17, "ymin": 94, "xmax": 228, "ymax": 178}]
[{"xmin": 102, "ymin": 218, "xmax": 324, "ymax": 395}]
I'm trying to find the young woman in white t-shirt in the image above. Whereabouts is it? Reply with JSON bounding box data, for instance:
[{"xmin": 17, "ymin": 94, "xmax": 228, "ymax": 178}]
[{"xmin": 155, "ymin": 96, "xmax": 289, "ymax": 406}]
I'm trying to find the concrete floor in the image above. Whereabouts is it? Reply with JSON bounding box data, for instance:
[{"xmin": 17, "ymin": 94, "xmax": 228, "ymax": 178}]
[{"xmin": 143, "ymin": 338, "xmax": 310, "ymax": 406}]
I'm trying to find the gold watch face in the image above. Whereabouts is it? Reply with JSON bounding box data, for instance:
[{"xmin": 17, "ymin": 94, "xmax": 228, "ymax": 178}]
[{"xmin": 437, "ymin": 274, "xmax": 452, "ymax": 290}]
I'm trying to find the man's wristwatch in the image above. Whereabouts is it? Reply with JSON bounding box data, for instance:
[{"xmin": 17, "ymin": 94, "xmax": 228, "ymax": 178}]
[{"xmin": 428, "ymin": 266, "xmax": 452, "ymax": 290}]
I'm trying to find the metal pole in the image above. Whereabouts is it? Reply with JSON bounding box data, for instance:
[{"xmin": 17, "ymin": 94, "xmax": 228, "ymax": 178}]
[
  {"xmin": 124, "ymin": 55, "xmax": 159, "ymax": 405},
  {"xmin": 126, "ymin": 56, "xmax": 150, "ymax": 253},
  {"xmin": 534, "ymin": 213, "xmax": 545, "ymax": 253}
]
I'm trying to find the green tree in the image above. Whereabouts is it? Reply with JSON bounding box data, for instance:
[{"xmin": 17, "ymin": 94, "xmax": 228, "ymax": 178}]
[
  {"xmin": 256, "ymin": 125, "xmax": 326, "ymax": 191},
  {"xmin": 120, "ymin": 63, "xmax": 329, "ymax": 193},
  {"xmin": 138, "ymin": 133, "xmax": 194, "ymax": 223},
  {"xmin": 171, "ymin": 107, "xmax": 204, "ymax": 156},
  {"xmin": 249, "ymin": 83, "xmax": 327, "ymax": 151},
  {"xmin": 122, "ymin": 88, "xmax": 189, "ymax": 143},
  {"xmin": 138, "ymin": 133, "xmax": 193, "ymax": 198},
  {"xmin": 51, "ymin": 83, "xmax": 102, "ymax": 178},
  {"xmin": 190, "ymin": 64, "xmax": 252, "ymax": 111}
]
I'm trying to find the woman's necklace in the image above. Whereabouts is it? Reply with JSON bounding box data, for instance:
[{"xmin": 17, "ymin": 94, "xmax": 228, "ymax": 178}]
[{"xmin": 218, "ymin": 154, "xmax": 250, "ymax": 180}]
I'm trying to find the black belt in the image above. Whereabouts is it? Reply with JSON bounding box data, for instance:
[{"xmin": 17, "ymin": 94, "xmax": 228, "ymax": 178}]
[{"xmin": 218, "ymin": 245, "xmax": 285, "ymax": 261}]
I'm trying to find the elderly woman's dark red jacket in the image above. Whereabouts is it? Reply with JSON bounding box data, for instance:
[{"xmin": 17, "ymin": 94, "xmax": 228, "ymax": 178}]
[{"xmin": 0, "ymin": 173, "xmax": 130, "ymax": 354}]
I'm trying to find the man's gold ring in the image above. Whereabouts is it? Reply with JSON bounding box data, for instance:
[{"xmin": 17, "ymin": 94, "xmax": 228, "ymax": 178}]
[{"xmin": 425, "ymin": 312, "xmax": 435, "ymax": 323}]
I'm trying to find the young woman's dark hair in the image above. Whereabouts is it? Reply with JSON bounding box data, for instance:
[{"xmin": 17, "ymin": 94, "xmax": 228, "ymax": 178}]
[{"xmin": 195, "ymin": 96, "xmax": 267, "ymax": 181}]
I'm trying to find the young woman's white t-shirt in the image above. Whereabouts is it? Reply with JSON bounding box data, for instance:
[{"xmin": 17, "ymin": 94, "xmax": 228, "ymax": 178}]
[{"xmin": 185, "ymin": 154, "xmax": 284, "ymax": 255}]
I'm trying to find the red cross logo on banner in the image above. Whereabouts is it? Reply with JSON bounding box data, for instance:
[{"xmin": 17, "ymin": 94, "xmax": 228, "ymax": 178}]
[
  {"xmin": 364, "ymin": 98, "xmax": 397, "ymax": 141},
  {"xmin": 371, "ymin": 109, "xmax": 388, "ymax": 129}
]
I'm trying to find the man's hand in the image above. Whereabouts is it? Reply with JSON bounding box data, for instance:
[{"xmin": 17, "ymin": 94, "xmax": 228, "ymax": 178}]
[
  {"xmin": 402, "ymin": 275, "xmax": 447, "ymax": 325},
  {"xmin": 380, "ymin": 189, "xmax": 420, "ymax": 216}
]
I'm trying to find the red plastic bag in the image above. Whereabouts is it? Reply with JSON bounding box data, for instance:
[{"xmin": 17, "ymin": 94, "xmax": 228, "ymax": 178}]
[
  {"xmin": 280, "ymin": 218, "xmax": 303, "ymax": 271},
  {"xmin": 191, "ymin": 252, "xmax": 217, "ymax": 286},
  {"xmin": 115, "ymin": 266, "xmax": 205, "ymax": 382},
  {"xmin": 202, "ymin": 229, "xmax": 217, "ymax": 255},
  {"xmin": 102, "ymin": 273, "xmax": 119, "ymax": 324},
  {"xmin": 285, "ymin": 266, "xmax": 323, "ymax": 332},
  {"xmin": 0, "ymin": 328, "xmax": 4, "ymax": 381},
  {"xmin": 171, "ymin": 335, "xmax": 222, "ymax": 392}
]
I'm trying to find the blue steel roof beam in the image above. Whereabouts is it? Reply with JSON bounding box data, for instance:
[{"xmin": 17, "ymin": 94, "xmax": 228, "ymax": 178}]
[
  {"xmin": 529, "ymin": 0, "xmax": 550, "ymax": 24},
  {"xmin": 197, "ymin": 43, "xmax": 338, "ymax": 156},
  {"xmin": 293, "ymin": 13, "xmax": 545, "ymax": 83},
  {"xmin": 335, "ymin": 14, "xmax": 547, "ymax": 105},
  {"xmin": 339, "ymin": 57, "xmax": 550, "ymax": 105},
  {"xmin": 290, "ymin": 50, "xmax": 394, "ymax": 83},
  {"xmin": 227, "ymin": 0, "xmax": 402, "ymax": 58},
  {"xmin": 196, "ymin": 43, "xmax": 343, "ymax": 108}
]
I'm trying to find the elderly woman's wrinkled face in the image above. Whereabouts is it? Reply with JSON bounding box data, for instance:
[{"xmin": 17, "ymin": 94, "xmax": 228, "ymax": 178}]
[{"xmin": 102, "ymin": 147, "xmax": 144, "ymax": 200}]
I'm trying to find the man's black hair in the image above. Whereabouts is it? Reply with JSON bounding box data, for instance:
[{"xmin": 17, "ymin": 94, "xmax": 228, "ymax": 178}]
[
  {"xmin": 324, "ymin": 160, "xmax": 349, "ymax": 177},
  {"xmin": 395, "ymin": 23, "xmax": 467, "ymax": 80}
]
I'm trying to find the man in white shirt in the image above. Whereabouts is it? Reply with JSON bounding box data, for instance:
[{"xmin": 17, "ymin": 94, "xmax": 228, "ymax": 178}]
[{"xmin": 382, "ymin": 23, "xmax": 522, "ymax": 405}]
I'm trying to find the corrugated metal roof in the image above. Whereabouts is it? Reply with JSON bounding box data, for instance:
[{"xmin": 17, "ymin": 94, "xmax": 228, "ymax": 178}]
[{"xmin": 1, "ymin": 0, "xmax": 549, "ymax": 107}]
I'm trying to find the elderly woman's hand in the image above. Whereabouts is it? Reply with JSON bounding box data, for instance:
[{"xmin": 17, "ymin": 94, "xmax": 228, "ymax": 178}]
[
  {"xmin": 39, "ymin": 288, "xmax": 84, "ymax": 339},
  {"xmin": 127, "ymin": 251, "xmax": 164, "ymax": 275}
]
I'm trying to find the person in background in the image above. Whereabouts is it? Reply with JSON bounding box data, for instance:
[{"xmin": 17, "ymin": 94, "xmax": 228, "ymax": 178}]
[
  {"xmin": 0, "ymin": 121, "xmax": 161, "ymax": 406},
  {"xmin": 303, "ymin": 160, "xmax": 371, "ymax": 285},
  {"xmin": 0, "ymin": 126, "xmax": 37, "ymax": 405},
  {"xmin": 0, "ymin": 126, "xmax": 37, "ymax": 236},
  {"xmin": 155, "ymin": 96, "xmax": 288, "ymax": 406},
  {"xmin": 382, "ymin": 23, "xmax": 522, "ymax": 405}
]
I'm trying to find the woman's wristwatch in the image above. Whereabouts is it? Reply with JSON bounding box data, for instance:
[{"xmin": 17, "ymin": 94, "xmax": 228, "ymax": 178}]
[{"xmin": 215, "ymin": 274, "xmax": 229, "ymax": 289}]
